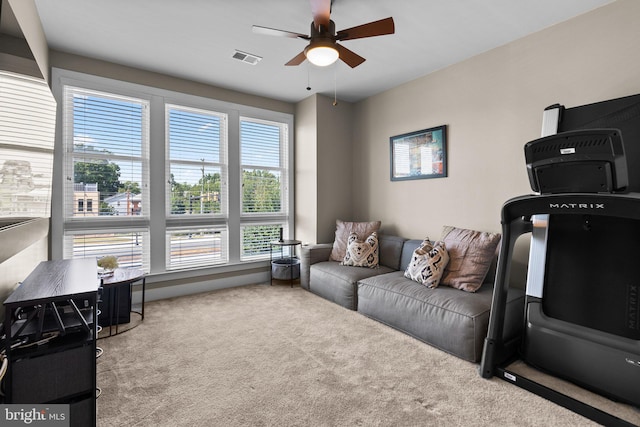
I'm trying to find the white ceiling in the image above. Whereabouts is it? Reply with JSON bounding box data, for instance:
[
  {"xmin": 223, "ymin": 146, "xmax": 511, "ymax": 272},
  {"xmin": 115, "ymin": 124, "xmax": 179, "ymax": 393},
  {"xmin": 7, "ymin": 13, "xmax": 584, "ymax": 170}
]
[{"xmin": 31, "ymin": 0, "xmax": 613, "ymax": 103}]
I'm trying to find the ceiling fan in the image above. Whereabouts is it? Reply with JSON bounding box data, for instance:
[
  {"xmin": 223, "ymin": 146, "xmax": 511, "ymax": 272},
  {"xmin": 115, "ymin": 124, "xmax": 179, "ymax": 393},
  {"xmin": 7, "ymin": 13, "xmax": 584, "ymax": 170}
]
[{"xmin": 252, "ymin": 0, "xmax": 395, "ymax": 68}]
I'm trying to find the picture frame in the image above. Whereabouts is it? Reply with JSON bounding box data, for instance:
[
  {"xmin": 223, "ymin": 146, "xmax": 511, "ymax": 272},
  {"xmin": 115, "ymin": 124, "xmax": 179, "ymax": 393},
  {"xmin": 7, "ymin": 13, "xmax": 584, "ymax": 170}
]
[{"xmin": 390, "ymin": 125, "xmax": 447, "ymax": 181}]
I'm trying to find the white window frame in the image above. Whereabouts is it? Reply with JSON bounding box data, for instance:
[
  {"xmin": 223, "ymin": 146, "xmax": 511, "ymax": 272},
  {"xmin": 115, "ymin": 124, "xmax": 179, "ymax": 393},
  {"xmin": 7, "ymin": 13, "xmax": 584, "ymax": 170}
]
[
  {"xmin": 165, "ymin": 225, "xmax": 228, "ymax": 270},
  {"xmin": 59, "ymin": 84, "xmax": 151, "ymax": 271},
  {"xmin": 51, "ymin": 68, "xmax": 294, "ymax": 277},
  {"xmin": 165, "ymin": 103, "xmax": 229, "ymax": 269},
  {"xmin": 239, "ymin": 117, "xmax": 291, "ymax": 261}
]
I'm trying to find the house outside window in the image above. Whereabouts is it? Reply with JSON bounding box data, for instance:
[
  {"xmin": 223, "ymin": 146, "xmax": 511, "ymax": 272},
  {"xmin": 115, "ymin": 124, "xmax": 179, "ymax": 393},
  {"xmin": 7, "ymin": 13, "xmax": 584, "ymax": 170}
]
[{"xmin": 73, "ymin": 183, "xmax": 99, "ymax": 217}]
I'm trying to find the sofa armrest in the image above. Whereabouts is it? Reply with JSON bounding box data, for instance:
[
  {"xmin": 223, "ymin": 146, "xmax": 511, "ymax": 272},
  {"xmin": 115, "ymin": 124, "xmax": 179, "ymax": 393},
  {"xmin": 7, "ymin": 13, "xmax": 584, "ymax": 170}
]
[{"xmin": 299, "ymin": 243, "xmax": 333, "ymax": 290}]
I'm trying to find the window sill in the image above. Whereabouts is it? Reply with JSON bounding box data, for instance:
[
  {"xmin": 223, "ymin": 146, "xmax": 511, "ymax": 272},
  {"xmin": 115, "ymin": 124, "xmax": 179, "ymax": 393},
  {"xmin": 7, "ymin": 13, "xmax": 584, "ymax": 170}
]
[{"xmin": 145, "ymin": 259, "xmax": 270, "ymax": 285}]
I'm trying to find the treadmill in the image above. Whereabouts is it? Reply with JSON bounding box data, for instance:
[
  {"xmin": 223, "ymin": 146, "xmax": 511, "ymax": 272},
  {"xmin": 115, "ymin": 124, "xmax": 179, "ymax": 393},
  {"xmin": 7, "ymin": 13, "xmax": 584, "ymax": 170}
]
[{"xmin": 480, "ymin": 94, "xmax": 640, "ymax": 427}]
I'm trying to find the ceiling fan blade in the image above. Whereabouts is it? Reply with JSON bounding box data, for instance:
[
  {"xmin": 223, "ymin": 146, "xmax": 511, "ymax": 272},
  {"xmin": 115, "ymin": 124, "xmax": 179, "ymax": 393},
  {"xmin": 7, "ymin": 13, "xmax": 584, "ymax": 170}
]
[
  {"xmin": 252, "ymin": 25, "xmax": 309, "ymax": 40},
  {"xmin": 285, "ymin": 51, "xmax": 307, "ymax": 66},
  {"xmin": 336, "ymin": 17, "xmax": 395, "ymax": 41},
  {"xmin": 335, "ymin": 44, "xmax": 365, "ymax": 68},
  {"xmin": 310, "ymin": 0, "xmax": 331, "ymax": 30}
]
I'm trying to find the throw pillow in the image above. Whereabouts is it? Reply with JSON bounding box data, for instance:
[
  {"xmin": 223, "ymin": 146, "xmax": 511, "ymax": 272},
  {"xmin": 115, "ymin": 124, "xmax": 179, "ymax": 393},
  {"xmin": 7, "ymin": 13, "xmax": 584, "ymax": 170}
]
[
  {"xmin": 342, "ymin": 232, "xmax": 379, "ymax": 268},
  {"xmin": 439, "ymin": 226, "xmax": 501, "ymax": 292},
  {"xmin": 329, "ymin": 219, "xmax": 381, "ymax": 262},
  {"xmin": 404, "ymin": 238, "xmax": 450, "ymax": 288}
]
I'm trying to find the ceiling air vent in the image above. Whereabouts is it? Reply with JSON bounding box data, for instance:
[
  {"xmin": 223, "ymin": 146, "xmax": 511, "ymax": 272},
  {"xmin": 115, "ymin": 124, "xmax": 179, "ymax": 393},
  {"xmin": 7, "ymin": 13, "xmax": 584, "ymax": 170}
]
[{"xmin": 232, "ymin": 50, "xmax": 262, "ymax": 65}]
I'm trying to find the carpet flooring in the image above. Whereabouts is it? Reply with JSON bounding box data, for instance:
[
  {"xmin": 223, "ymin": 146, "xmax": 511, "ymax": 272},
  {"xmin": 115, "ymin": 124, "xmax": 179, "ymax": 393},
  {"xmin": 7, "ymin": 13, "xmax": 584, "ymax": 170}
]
[{"xmin": 96, "ymin": 284, "xmax": 626, "ymax": 426}]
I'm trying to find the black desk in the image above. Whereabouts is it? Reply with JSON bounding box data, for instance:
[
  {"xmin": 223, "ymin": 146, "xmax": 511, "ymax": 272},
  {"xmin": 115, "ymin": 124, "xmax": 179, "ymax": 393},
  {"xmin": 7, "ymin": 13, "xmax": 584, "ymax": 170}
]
[
  {"xmin": 3, "ymin": 258, "xmax": 99, "ymax": 427},
  {"xmin": 99, "ymin": 268, "xmax": 146, "ymax": 336}
]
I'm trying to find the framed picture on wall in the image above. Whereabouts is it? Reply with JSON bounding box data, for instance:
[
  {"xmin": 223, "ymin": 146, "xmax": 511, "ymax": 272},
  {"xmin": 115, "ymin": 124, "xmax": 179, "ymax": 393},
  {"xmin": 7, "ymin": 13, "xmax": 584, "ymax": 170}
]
[{"xmin": 390, "ymin": 125, "xmax": 447, "ymax": 181}]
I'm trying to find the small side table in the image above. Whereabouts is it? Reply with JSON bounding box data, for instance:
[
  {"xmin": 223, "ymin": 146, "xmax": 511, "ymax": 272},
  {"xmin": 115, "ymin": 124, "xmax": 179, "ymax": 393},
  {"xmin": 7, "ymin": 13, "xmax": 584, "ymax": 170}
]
[
  {"xmin": 270, "ymin": 240, "xmax": 302, "ymax": 287},
  {"xmin": 99, "ymin": 268, "xmax": 146, "ymax": 337}
]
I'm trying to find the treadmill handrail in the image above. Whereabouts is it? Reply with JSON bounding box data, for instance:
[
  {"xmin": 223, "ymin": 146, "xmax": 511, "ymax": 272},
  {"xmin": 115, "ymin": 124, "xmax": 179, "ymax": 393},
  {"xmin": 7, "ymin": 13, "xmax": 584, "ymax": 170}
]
[{"xmin": 501, "ymin": 192, "xmax": 640, "ymax": 224}]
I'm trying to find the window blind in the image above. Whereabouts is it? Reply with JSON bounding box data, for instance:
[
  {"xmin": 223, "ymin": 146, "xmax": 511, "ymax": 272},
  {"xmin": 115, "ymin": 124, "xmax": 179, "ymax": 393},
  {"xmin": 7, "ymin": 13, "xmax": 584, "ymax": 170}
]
[
  {"xmin": 166, "ymin": 226, "xmax": 228, "ymax": 270},
  {"xmin": 241, "ymin": 223, "xmax": 288, "ymax": 261},
  {"xmin": 62, "ymin": 86, "xmax": 150, "ymax": 272},
  {"xmin": 240, "ymin": 118, "xmax": 287, "ymax": 215},
  {"xmin": 0, "ymin": 71, "xmax": 56, "ymax": 217},
  {"xmin": 239, "ymin": 117, "xmax": 289, "ymax": 261},
  {"xmin": 166, "ymin": 104, "xmax": 227, "ymax": 217},
  {"xmin": 63, "ymin": 86, "xmax": 149, "ymax": 219},
  {"xmin": 63, "ymin": 229, "xmax": 150, "ymax": 271}
]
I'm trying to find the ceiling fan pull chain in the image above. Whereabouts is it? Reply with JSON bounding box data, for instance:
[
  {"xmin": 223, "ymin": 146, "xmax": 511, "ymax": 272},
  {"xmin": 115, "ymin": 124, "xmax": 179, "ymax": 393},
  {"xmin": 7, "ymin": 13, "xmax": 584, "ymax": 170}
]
[{"xmin": 333, "ymin": 70, "xmax": 338, "ymax": 106}]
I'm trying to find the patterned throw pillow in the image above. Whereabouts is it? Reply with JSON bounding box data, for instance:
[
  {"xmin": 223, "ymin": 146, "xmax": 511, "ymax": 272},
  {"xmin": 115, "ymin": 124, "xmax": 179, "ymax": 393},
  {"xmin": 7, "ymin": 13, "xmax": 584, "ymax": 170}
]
[
  {"xmin": 341, "ymin": 232, "xmax": 379, "ymax": 268},
  {"xmin": 404, "ymin": 238, "xmax": 450, "ymax": 288},
  {"xmin": 330, "ymin": 220, "xmax": 381, "ymax": 262}
]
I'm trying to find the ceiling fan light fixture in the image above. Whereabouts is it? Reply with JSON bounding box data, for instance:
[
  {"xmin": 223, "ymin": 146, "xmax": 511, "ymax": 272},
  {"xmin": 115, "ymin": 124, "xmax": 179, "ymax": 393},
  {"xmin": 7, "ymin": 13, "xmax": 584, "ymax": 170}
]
[{"xmin": 305, "ymin": 41, "xmax": 339, "ymax": 67}]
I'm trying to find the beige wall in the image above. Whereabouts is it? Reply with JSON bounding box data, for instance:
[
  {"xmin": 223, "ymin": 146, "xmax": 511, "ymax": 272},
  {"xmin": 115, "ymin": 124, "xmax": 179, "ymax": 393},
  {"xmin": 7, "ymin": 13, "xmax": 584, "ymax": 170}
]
[
  {"xmin": 294, "ymin": 94, "xmax": 354, "ymax": 244},
  {"xmin": 294, "ymin": 96, "xmax": 318, "ymax": 244},
  {"xmin": 7, "ymin": 0, "xmax": 49, "ymax": 81},
  {"xmin": 316, "ymin": 95, "xmax": 354, "ymax": 243},
  {"xmin": 0, "ymin": 35, "xmax": 41, "ymax": 77},
  {"xmin": 352, "ymin": 0, "xmax": 640, "ymax": 245},
  {"xmin": 50, "ymin": 51, "xmax": 294, "ymax": 115}
]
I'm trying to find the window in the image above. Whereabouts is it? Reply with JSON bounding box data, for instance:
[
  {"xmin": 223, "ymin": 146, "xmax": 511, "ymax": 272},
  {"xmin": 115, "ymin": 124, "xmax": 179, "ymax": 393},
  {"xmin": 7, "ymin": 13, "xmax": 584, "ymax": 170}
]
[
  {"xmin": 166, "ymin": 104, "xmax": 227, "ymax": 216},
  {"xmin": 61, "ymin": 86, "xmax": 150, "ymax": 271},
  {"xmin": 241, "ymin": 223, "xmax": 283, "ymax": 260},
  {"xmin": 166, "ymin": 227, "xmax": 228, "ymax": 270},
  {"xmin": 240, "ymin": 118, "xmax": 290, "ymax": 261},
  {"xmin": 0, "ymin": 71, "xmax": 56, "ymax": 218},
  {"xmin": 64, "ymin": 87, "xmax": 148, "ymax": 218},
  {"xmin": 54, "ymin": 69, "xmax": 293, "ymax": 276},
  {"xmin": 241, "ymin": 119, "xmax": 286, "ymax": 214},
  {"xmin": 166, "ymin": 104, "xmax": 228, "ymax": 269},
  {"xmin": 64, "ymin": 230, "xmax": 148, "ymax": 269}
]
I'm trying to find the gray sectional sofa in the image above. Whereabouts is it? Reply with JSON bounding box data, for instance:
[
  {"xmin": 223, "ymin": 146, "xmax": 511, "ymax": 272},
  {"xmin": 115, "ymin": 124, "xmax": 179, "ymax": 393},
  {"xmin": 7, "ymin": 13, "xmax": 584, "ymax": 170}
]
[{"xmin": 299, "ymin": 234, "xmax": 525, "ymax": 362}]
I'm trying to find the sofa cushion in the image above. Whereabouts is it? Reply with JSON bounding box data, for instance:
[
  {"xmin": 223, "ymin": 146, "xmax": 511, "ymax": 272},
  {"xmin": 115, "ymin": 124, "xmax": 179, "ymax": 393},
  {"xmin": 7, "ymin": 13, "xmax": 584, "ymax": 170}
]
[
  {"xmin": 299, "ymin": 243, "xmax": 333, "ymax": 291},
  {"xmin": 310, "ymin": 261, "xmax": 394, "ymax": 310},
  {"xmin": 404, "ymin": 239, "xmax": 449, "ymax": 288},
  {"xmin": 440, "ymin": 226, "xmax": 501, "ymax": 292},
  {"xmin": 342, "ymin": 232, "xmax": 379, "ymax": 268},
  {"xmin": 357, "ymin": 272, "xmax": 519, "ymax": 362},
  {"xmin": 378, "ymin": 234, "xmax": 407, "ymax": 270},
  {"xmin": 400, "ymin": 239, "xmax": 425, "ymax": 271},
  {"xmin": 329, "ymin": 220, "xmax": 381, "ymax": 262}
]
